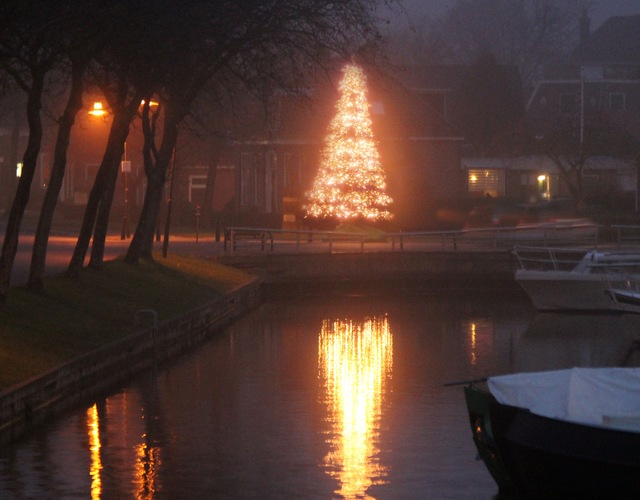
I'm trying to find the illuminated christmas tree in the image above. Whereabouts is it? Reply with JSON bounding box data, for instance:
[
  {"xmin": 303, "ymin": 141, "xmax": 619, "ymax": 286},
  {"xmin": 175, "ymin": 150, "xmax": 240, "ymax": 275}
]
[{"xmin": 305, "ymin": 63, "xmax": 392, "ymax": 222}]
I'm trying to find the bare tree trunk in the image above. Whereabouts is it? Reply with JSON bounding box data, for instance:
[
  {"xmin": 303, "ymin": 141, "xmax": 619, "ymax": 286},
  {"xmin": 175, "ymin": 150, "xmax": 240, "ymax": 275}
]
[
  {"xmin": 2, "ymin": 109, "xmax": 21, "ymax": 213},
  {"xmin": 548, "ymin": 155, "xmax": 580, "ymax": 212},
  {"xmin": 89, "ymin": 151, "xmax": 122, "ymax": 269},
  {"xmin": 0, "ymin": 74, "xmax": 45, "ymax": 303},
  {"xmin": 162, "ymin": 151, "xmax": 176, "ymax": 257},
  {"xmin": 28, "ymin": 61, "xmax": 85, "ymax": 291},
  {"xmin": 126, "ymin": 104, "xmax": 181, "ymax": 264},
  {"xmin": 127, "ymin": 171, "xmax": 166, "ymax": 262},
  {"xmin": 66, "ymin": 112, "xmax": 130, "ymax": 277}
]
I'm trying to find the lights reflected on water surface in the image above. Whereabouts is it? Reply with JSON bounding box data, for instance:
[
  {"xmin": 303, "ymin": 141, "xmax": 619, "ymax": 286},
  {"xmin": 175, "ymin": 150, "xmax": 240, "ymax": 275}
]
[
  {"xmin": 463, "ymin": 319, "xmax": 495, "ymax": 368},
  {"xmin": 0, "ymin": 294, "xmax": 544, "ymax": 499},
  {"xmin": 318, "ymin": 315, "xmax": 393, "ymax": 498},
  {"xmin": 84, "ymin": 395, "xmax": 161, "ymax": 499},
  {"xmin": 87, "ymin": 404, "xmax": 102, "ymax": 499},
  {"xmin": 134, "ymin": 439, "xmax": 161, "ymax": 499}
]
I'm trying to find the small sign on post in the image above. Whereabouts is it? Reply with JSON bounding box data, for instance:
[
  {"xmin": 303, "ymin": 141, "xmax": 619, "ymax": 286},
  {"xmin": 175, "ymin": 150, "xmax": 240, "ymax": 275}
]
[{"xmin": 121, "ymin": 160, "xmax": 131, "ymax": 173}]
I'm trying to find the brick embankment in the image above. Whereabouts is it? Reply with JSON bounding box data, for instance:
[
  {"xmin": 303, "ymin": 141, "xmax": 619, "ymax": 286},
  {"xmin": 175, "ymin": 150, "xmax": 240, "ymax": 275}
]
[
  {"xmin": 0, "ymin": 278, "xmax": 262, "ymax": 446},
  {"xmin": 217, "ymin": 250, "xmax": 521, "ymax": 295}
]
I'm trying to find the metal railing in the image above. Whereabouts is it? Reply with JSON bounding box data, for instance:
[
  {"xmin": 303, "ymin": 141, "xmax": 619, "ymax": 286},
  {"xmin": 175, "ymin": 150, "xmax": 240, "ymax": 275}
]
[
  {"xmin": 613, "ymin": 225, "xmax": 640, "ymax": 246},
  {"xmin": 223, "ymin": 220, "xmax": 601, "ymax": 254},
  {"xmin": 511, "ymin": 246, "xmax": 591, "ymax": 272}
]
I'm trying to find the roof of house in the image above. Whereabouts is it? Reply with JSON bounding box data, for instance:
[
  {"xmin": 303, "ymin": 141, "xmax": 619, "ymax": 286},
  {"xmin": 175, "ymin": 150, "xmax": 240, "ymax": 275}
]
[
  {"xmin": 574, "ymin": 14, "xmax": 640, "ymax": 65},
  {"xmin": 367, "ymin": 67, "xmax": 463, "ymax": 140},
  {"xmin": 390, "ymin": 65, "xmax": 470, "ymax": 91},
  {"xmin": 236, "ymin": 64, "xmax": 465, "ymax": 144}
]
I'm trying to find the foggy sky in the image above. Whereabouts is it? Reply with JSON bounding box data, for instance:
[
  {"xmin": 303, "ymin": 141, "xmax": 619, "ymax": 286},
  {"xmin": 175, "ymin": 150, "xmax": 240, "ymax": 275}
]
[
  {"xmin": 398, "ymin": 0, "xmax": 640, "ymax": 29},
  {"xmin": 589, "ymin": 0, "xmax": 640, "ymax": 27}
]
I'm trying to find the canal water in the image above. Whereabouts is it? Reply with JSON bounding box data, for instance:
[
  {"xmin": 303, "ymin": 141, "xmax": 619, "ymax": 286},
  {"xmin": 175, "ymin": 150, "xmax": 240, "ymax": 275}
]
[{"xmin": 1, "ymin": 289, "xmax": 639, "ymax": 499}]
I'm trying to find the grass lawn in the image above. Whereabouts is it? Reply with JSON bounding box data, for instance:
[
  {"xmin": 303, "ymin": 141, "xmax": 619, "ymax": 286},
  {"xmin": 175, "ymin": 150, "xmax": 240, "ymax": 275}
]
[{"xmin": 0, "ymin": 254, "xmax": 253, "ymax": 391}]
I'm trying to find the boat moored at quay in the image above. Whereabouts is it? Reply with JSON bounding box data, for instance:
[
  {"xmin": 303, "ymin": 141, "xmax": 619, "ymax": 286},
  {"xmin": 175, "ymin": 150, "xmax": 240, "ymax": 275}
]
[
  {"xmin": 513, "ymin": 246, "xmax": 640, "ymax": 313},
  {"xmin": 464, "ymin": 367, "xmax": 640, "ymax": 499}
]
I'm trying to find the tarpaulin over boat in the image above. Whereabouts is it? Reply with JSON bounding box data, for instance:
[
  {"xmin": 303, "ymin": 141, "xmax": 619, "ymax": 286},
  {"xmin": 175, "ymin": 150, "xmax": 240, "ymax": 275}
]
[{"xmin": 488, "ymin": 367, "xmax": 640, "ymax": 429}]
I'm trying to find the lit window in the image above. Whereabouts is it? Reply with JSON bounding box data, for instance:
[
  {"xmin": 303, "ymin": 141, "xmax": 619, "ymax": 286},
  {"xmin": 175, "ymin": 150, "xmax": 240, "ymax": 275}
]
[{"xmin": 468, "ymin": 169, "xmax": 504, "ymax": 197}]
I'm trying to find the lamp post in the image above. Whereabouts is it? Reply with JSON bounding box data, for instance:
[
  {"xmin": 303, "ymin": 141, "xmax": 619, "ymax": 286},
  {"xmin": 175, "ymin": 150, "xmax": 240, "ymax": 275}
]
[
  {"xmin": 89, "ymin": 101, "xmax": 130, "ymax": 239},
  {"xmin": 121, "ymin": 142, "xmax": 131, "ymax": 239}
]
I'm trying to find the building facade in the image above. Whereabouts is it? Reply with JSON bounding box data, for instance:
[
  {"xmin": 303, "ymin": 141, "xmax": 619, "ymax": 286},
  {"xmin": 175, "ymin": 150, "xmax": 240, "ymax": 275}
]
[{"xmin": 3, "ymin": 13, "xmax": 638, "ymax": 232}]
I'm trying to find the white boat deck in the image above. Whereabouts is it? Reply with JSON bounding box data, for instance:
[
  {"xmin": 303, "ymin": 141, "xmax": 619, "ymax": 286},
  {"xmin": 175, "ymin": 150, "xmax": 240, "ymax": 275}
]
[{"xmin": 513, "ymin": 246, "xmax": 640, "ymax": 312}]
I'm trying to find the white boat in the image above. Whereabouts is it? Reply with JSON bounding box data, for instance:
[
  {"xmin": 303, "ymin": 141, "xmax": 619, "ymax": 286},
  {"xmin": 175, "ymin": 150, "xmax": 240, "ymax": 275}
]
[{"xmin": 513, "ymin": 246, "xmax": 640, "ymax": 313}]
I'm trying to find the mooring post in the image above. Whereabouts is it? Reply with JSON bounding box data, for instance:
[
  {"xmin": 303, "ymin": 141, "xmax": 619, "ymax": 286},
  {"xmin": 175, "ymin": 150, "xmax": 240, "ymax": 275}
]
[{"xmin": 135, "ymin": 309, "xmax": 159, "ymax": 373}]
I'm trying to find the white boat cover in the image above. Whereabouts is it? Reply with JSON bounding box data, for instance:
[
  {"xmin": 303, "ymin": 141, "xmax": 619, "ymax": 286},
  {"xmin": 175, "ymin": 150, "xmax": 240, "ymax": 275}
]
[{"xmin": 488, "ymin": 367, "xmax": 640, "ymax": 430}]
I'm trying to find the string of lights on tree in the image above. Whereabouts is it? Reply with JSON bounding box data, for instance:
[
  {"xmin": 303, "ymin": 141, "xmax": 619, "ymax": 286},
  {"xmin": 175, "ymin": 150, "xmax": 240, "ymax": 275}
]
[{"xmin": 305, "ymin": 63, "xmax": 393, "ymax": 222}]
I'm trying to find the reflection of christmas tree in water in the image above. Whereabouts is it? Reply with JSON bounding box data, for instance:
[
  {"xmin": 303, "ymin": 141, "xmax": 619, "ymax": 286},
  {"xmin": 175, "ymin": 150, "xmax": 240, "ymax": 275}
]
[
  {"xmin": 305, "ymin": 63, "xmax": 393, "ymax": 221},
  {"xmin": 318, "ymin": 316, "xmax": 393, "ymax": 498}
]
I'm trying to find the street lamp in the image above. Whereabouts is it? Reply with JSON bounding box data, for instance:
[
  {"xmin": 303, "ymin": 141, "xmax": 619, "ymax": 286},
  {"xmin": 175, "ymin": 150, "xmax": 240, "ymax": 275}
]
[{"xmin": 88, "ymin": 101, "xmax": 107, "ymax": 117}]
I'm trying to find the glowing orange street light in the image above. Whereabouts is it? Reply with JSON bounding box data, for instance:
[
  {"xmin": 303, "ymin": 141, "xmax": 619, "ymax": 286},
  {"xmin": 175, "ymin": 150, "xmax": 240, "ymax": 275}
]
[
  {"xmin": 88, "ymin": 101, "xmax": 107, "ymax": 117},
  {"xmin": 141, "ymin": 99, "xmax": 159, "ymax": 108}
]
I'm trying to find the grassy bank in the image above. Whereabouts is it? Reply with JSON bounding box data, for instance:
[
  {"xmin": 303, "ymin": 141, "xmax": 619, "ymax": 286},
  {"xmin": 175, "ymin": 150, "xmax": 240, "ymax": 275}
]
[{"xmin": 0, "ymin": 254, "xmax": 253, "ymax": 391}]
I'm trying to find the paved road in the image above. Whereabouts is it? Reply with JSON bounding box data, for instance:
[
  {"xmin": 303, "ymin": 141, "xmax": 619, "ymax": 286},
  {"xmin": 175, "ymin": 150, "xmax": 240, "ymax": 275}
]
[
  {"xmin": 5, "ymin": 229, "xmax": 472, "ymax": 287},
  {"xmin": 3, "ymin": 223, "xmax": 424, "ymax": 287},
  {"xmin": 2, "ymin": 218, "xmax": 607, "ymax": 286},
  {"xmin": 4, "ymin": 230, "xmax": 222, "ymax": 286}
]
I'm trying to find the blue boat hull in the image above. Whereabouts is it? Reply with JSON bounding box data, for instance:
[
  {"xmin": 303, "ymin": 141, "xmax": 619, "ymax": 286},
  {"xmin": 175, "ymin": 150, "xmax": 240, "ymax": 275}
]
[{"xmin": 490, "ymin": 400, "xmax": 640, "ymax": 499}]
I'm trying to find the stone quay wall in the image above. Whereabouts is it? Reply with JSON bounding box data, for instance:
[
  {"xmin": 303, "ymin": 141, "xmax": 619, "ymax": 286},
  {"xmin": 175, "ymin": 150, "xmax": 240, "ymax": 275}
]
[
  {"xmin": 0, "ymin": 278, "xmax": 262, "ymax": 446},
  {"xmin": 217, "ymin": 251, "xmax": 519, "ymax": 294}
]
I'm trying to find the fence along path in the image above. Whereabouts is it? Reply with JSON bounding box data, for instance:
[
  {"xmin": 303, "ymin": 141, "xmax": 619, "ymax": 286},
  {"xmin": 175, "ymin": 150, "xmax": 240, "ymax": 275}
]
[{"xmin": 223, "ymin": 220, "xmax": 603, "ymax": 254}]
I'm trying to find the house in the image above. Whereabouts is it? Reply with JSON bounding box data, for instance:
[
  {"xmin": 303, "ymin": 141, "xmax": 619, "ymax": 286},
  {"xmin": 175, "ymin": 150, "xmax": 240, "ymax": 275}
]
[
  {"xmin": 489, "ymin": 11, "xmax": 640, "ymax": 210},
  {"xmin": 4, "ymin": 14, "xmax": 639, "ymax": 232},
  {"xmin": 216, "ymin": 63, "xmax": 466, "ymax": 230}
]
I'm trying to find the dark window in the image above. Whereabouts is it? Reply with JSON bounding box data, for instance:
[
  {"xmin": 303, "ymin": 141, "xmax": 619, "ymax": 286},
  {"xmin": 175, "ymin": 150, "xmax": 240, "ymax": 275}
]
[
  {"xmin": 559, "ymin": 94, "xmax": 577, "ymax": 115},
  {"xmin": 420, "ymin": 91, "xmax": 446, "ymax": 117},
  {"xmin": 284, "ymin": 153, "xmax": 299, "ymax": 188},
  {"xmin": 609, "ymin": 93, "xmax": 625, "ymax": 111},
  {"xmin": 241, "ymin": 153, "xmax": 255, "ymax": 205}
]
